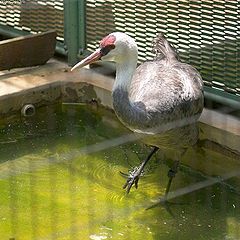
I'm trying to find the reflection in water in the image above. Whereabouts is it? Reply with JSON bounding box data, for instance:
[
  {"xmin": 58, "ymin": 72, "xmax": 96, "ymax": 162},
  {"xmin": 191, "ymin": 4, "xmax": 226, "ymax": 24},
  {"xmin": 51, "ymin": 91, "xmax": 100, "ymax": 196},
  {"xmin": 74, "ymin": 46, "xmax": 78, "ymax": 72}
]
[{"xmin": 0, "ymin": 104, "xmax": 240, "ymax": 240}]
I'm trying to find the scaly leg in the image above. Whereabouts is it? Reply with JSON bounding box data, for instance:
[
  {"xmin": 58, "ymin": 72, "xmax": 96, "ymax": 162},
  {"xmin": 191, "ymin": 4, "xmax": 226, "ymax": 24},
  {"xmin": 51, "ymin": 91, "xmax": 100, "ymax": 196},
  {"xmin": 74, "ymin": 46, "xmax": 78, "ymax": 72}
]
[
  {"xmin": 122, "ymin": 147, "xmax": 159, "ymax": 193},
  {"xmin": 150, "ymin": 160, "xmax": 181, "ymax": 215},
  {"xmin": 164, "ymin": 160, "xmax": 180, "ymax": 200},
  {"xmin": 163, "ymin": 148, "xmax": 187, "ymax": 200}
]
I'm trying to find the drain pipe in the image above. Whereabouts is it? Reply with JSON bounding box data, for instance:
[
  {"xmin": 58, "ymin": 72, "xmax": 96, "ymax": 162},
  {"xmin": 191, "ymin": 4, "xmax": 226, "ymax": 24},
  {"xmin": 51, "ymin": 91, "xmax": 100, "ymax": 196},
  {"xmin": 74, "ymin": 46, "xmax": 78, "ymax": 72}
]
[{"xmin": 21, "ymin": 104, "xmax": 36, "ymax": 117}]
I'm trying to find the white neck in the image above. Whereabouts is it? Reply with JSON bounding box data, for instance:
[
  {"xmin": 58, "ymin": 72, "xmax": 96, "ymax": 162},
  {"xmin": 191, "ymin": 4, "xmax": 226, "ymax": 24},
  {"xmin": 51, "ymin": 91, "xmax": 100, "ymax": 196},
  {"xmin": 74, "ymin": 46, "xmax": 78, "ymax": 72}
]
[{"xmin": 112, "ymin": 47, "xmax": 138, "ymax": 91}]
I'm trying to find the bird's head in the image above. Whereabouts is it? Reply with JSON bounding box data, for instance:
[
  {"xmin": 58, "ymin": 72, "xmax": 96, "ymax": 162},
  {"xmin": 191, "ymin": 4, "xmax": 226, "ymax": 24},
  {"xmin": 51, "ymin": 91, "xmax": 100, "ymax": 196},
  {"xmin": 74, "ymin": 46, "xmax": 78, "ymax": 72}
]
[{"xmin": 71, "ymin": 32, "xmax": 138, "ymax": 71}]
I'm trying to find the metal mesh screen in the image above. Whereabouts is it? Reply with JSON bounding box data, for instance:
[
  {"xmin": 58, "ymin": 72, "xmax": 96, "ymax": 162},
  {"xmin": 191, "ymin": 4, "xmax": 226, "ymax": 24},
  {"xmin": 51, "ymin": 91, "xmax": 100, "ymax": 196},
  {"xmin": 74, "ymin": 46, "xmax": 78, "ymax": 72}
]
[
  {"xmin": 0, "ymin": 0, "xmax": 64, "ymax": 41},
  {"xmin": 86, "ymin": 0, "xmax": 240, "ymax": 97}
]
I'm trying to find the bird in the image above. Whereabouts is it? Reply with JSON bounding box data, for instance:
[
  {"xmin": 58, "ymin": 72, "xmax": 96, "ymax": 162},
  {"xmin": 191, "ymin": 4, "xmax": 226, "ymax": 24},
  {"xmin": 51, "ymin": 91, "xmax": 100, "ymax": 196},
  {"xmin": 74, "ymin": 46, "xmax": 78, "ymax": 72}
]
[{"xmin": 71, "ymin": 32, "xmax": 204, "ymax": 197}]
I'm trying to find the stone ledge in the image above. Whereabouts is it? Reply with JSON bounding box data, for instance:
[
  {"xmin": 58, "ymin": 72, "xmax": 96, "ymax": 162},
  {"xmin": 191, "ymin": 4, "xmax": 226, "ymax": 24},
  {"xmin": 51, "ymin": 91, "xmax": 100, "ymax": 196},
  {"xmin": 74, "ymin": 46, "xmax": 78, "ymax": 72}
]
[{"xmin": 0, "ymin": 58, "xmax": 239, "ymax": 149}]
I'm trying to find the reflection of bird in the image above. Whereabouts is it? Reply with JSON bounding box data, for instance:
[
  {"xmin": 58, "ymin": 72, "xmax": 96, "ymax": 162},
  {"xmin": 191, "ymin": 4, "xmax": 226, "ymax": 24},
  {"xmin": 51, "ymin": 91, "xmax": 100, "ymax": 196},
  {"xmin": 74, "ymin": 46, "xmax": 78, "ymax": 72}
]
[{"xmin": 71, "ymin": 32, "xmax": 204, "ymax": 197}]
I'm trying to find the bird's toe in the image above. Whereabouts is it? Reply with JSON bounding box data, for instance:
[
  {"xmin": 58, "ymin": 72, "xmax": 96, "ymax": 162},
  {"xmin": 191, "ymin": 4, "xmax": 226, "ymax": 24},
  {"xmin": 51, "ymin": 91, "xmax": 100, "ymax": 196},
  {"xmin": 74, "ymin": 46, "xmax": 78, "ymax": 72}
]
[
  {"xmin": 123, "ymin": 177, "xmax": 136, "ymax": 193},
  {"xmin": 121, "ymin": 166, "xmax": 144, "ymax": 193}
]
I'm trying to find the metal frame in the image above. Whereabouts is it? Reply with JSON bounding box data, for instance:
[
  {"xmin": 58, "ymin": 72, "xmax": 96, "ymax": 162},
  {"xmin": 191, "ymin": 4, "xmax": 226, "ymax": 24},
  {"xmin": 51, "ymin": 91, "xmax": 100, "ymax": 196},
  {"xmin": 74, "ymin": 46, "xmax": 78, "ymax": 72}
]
[{"xmin": 64, "ymin": 0, "xmax": 86, "ymax": 65}]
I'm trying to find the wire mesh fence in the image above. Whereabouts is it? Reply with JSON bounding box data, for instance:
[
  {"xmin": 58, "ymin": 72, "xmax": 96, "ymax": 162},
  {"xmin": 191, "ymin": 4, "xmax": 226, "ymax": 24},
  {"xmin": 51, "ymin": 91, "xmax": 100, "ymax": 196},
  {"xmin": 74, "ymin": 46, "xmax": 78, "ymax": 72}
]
[
  {"xmin": 0, "ymin": 0, "xmax": 239, "ymax": 98},
  {"xmin": 86, "ymin": 0, "xmax": 240, "ymax": 97},
  {"xmin": 0, "ymin": 0, "xmax": 64, "ymax": 41}
]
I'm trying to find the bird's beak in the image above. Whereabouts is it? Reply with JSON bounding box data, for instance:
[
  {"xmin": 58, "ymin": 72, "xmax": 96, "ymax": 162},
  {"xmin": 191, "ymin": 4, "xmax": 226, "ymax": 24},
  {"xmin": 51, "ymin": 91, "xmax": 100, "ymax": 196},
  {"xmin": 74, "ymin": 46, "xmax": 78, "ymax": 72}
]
[{"xmin": 71, "ymin": 49, "xmax": 101, "ymax": 71}]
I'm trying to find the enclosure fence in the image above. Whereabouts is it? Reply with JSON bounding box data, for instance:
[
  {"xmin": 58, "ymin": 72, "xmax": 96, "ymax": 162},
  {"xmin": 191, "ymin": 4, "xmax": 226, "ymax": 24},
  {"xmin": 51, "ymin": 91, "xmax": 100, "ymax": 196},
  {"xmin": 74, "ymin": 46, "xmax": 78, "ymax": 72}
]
[{"xmin": 0, "ymin": 0, "xmax": 239, "ymax": 104}]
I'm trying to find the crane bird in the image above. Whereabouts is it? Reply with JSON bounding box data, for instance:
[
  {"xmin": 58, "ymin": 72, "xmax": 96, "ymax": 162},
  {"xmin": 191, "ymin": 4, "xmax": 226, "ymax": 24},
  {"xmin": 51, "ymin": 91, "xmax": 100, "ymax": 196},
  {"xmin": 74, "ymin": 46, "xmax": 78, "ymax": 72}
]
[{"xmin": 71, "ymin": 32, "xmax": 204, "ymax": 197}]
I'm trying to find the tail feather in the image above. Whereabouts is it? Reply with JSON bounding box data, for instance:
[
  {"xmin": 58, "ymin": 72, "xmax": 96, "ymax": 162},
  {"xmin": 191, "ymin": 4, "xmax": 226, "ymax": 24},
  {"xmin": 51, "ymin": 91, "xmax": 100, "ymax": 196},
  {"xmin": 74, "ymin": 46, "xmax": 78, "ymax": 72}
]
[{"xmin": 152, "ymin": 33, "xmax": 179, "ymax": 61}]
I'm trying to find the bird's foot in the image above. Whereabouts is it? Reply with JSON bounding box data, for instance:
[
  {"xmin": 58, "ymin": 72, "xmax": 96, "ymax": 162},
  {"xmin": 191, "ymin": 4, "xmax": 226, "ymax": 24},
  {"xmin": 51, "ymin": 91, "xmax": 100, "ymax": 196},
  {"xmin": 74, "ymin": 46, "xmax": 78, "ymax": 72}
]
[{"xmin": 120, "ymin": 166, "xmax": 144, "ymax": 193}]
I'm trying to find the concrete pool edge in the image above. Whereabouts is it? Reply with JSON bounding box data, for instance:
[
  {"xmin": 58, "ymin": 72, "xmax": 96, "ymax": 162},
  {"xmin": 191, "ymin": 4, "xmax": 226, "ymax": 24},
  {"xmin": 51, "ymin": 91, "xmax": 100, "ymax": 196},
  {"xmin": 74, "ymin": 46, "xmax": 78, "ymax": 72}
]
[{"xmin": 0, "ymin": 59, "xmax": 239, "ymax": 152}]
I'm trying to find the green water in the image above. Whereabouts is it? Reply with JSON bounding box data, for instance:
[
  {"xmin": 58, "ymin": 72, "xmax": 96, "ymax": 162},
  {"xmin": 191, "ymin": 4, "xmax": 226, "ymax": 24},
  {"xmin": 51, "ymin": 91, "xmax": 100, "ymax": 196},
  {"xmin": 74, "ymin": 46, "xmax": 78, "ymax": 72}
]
[{"xmin": 0, "ymin": 104, "xmax": 240, "ymax": 240}]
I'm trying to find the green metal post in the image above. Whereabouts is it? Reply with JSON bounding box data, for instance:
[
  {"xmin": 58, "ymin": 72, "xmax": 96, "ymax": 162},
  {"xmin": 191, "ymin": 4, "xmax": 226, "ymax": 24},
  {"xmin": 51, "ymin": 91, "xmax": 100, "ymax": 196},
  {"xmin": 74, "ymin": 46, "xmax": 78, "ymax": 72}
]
[
  {"xmin": 64, "ymin": 0, "xmax": 78, "ymax": 65},
  {"xmin": 78, "ymin": 0, "xmax": 86, "ymax": 56}
]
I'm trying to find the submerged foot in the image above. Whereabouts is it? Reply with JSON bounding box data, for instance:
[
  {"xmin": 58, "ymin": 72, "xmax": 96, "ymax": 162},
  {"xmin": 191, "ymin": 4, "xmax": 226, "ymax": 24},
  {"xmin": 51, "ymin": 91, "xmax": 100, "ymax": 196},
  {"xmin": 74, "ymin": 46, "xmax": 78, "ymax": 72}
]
[
  {"xmin": 120, "ymin": 166, "xmax": 144, "ymax": 193},
  {"xmin": 120, "ymin": 147, "xmax": 159, "ymax": 193}
]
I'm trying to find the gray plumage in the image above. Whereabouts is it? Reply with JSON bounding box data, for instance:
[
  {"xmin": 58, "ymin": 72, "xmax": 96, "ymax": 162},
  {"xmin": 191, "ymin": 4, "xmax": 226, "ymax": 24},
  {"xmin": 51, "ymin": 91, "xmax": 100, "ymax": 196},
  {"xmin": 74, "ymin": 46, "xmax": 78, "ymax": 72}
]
[{"xmin": 112, "ymin": 33, "xmax": 204, "ymax": 152}]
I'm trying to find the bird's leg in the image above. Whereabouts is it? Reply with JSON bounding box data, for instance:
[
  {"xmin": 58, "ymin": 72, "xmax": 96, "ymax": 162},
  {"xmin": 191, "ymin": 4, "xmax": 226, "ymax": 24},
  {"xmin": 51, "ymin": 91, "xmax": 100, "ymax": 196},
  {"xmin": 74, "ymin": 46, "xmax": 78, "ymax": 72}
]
[
  {"xmin": 147, "ymin": 150, "xmax": 188, "ymax": 212},
  {"xmin": 123, "ymin": 147, "xmax": 159, "ymax": 193},
  {"xmin": 153, "ymin": 160, "xmax": 180, "ymax": 217},
  {"xmin": 163, "ymin": 148, "xmax": 188, "ymax": 200},
  {"xmin": 164, "ymin": 160, "xmax": 180, "ymax": 200}
]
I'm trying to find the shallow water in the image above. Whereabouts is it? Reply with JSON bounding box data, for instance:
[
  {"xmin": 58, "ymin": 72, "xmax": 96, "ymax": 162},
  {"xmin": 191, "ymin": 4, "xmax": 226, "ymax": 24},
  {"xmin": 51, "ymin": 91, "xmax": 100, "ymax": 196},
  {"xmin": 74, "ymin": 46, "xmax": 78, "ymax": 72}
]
[{"xmin": 0, "ymin": 104, "xmax": 240, "ymax": 240}]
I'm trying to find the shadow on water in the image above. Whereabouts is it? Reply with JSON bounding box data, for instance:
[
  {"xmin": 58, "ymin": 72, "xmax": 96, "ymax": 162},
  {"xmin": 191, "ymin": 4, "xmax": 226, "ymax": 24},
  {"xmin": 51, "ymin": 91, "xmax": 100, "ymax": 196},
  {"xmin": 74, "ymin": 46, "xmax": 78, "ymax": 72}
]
[{"xmin": 0, "ymin": 104, "xmax": 240, "ymax": 239}]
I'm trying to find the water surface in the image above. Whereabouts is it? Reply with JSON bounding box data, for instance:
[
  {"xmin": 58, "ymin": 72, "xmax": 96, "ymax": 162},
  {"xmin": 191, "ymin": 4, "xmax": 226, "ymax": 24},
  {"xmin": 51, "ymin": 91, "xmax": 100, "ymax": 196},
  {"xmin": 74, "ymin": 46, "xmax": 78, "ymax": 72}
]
[{"xmin": 0, "ymin": 104, "xmax": 239, "ymax": 240}]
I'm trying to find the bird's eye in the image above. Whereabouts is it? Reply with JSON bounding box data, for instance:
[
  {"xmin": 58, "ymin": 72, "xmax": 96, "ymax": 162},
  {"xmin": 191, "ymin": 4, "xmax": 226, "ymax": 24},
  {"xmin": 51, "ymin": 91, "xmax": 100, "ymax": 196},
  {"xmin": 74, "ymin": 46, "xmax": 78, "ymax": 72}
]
[{"xmin": 100, "ymin": 44, "xmax": 115, "ymax": 56}]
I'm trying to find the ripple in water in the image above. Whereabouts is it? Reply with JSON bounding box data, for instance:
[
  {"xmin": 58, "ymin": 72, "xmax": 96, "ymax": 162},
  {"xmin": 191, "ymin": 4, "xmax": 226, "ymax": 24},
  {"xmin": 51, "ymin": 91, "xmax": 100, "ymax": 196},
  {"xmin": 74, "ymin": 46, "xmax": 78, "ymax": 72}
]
[{"xmin": 71, "ymin": 154, "xmax": 128, "ymax": 203}]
